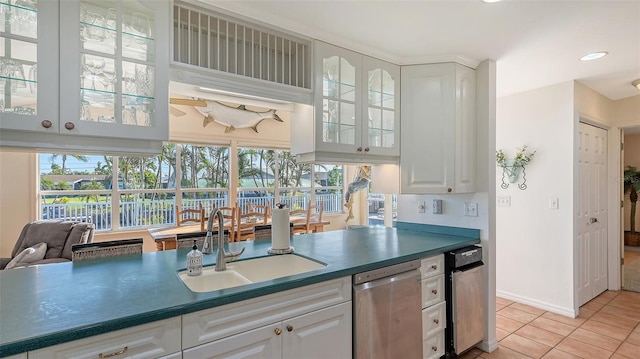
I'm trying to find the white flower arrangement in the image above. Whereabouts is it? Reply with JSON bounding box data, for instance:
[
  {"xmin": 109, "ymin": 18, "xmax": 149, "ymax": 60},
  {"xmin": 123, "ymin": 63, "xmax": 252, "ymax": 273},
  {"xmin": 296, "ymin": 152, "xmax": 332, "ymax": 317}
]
[{"xmin": 496, "ymin": 145, "xmax": 536, "ymax": 168}]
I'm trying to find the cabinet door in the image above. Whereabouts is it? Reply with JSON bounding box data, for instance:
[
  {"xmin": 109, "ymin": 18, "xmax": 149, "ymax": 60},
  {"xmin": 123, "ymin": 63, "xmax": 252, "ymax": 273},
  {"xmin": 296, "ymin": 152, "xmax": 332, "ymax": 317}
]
[
  {"xmin": 401, "ymin": 63, "xmax": 455, "ymax": 194},
  {"xmin": 58, "ymin": 0, "xmax": 168, "ymax": 141},
  {"xmin": 0, "ymin": 0, "xmax": 59, "ymax": 133},
  {"xmin": 282, "ymin": 302, "xmax": 352, "ymax": 359},
  {"xmin": 362, "ymin": 56, "xmax": 399, "ymax": 157},
  {"xmin": 453, "ymin": 64, "xmax": 476, "ymax": 193},
  {"xmin": 421, "ymin": 274, "xmax": 445, "ymax": 309},
  {"xmin": 29, "ymin": 317, "xmax": 181, "ymax": 359},
  {"xmin": 314, "ymin": 40, "xmax": 362, "ymax": 154},
  {"xmin": 183, "ymin": 324, "xmax": 282, "ymax": 359}
]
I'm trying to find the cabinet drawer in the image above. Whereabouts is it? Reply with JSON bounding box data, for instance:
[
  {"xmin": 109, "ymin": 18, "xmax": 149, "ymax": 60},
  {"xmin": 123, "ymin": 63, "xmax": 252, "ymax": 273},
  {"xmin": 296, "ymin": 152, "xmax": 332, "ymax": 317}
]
[
  {"xmin": 420, "ymin": 255, "xmax": 444, "ymax": 279},
  {"xmin": 182, "ymin": 277, "xmax": 351, "ymax": 349},
  {"xmin": 421, "ymin": 274, "xmax": 444, "ymax": 308},
  {"xmin": 29, "ymin": 317, "xmax": 181, "ymax": 359},
  {"xmin": 422, "ymin": 301, "xmax": 446, "ymax": 338},
  {"xmin": 423, "ymin": 331, "xmax": 445, "ymax": 359}
]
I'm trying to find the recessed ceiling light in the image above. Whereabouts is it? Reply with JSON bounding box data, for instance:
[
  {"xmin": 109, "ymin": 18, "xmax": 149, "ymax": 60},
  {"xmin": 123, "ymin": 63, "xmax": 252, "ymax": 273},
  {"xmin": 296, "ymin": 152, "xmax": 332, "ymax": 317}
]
[
  {"xmin": 632, "ymin": 79, "xmax": 640, "ymax": 90},
  {"xmin": 482, "ymin": 0, "xmax": 502, "ymax": 3},
  {"xmin": 580, "ymin": 52, "xmax": 608, "ymax": 61}
]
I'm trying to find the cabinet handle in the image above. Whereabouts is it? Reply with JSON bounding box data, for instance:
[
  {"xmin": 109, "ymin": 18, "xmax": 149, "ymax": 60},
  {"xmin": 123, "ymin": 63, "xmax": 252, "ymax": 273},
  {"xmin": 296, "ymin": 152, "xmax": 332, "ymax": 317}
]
[
  {"xmin": 447, "ymin": 188, "xmax": 452, "ymax": 193},
  {"xmin": 64, "ymin": 122, "xmax": 75, "ymax": 130},
  {"xmin": 356, "ymin": 147, "xmax": 363, "ymax": 152},
  {"xmin": 41, "ymin": 120, "xmax": 53, "ymax": 128},
  {"xmin": 274, "ymin": 328, "xmax": 282, "ymax": 335},
  {"xmin": 431, "ymin": 264, "xmax": 437, "ymax": 270},
  {"xmin": 98, "ymin": 347, "xmax": 128, "ymax": 358},
  {"xmin": 432, "ymin": 289, "xmax": 438, "ymax": 295},
  {"xmin": 432, "ymin": 346, "xmax": 438, "ymax": 352},
  {"xmin": 433, "ymin": 319, "xmax": 439, "ymax": 325},
  {"xmin": 364, "ymin": 147, "xmax": 370, "ymax": 152},
  {"xmin": 286, "ymin": 324, "xmax": 293, "ymax": 332}
]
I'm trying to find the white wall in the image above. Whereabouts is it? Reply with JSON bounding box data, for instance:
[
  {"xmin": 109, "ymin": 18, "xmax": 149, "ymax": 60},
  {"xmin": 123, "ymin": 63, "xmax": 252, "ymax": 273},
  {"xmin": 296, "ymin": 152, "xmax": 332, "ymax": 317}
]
[
  {"xmin": 496, "ymin": 81, "xmax": 577, "ymax": 316},
  {"xmin": 624, "ymin": 134, "xmax": 640, "ymax": 231}
]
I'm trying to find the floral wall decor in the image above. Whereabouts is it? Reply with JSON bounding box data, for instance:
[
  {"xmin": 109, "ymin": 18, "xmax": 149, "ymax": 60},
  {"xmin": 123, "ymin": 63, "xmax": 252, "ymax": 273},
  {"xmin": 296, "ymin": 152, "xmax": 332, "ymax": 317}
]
[{"xmin": 496, "ymin": 145, "xmax": 536, "ymax": 190}]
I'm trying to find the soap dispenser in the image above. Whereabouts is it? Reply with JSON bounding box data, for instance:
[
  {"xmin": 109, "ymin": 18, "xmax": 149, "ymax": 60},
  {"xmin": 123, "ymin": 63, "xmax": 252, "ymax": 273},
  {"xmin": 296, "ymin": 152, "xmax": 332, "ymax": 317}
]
[{"xmin": 187, "ymin": 240, "xmax": 203, "ymax": 276}]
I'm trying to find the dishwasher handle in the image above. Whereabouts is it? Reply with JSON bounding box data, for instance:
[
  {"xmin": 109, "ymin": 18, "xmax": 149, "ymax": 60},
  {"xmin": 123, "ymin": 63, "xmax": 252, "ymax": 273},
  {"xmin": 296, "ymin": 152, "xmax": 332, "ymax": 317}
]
[{"xmin": 353, "ymin": 259, "xmax": 421, "ymax": 285}]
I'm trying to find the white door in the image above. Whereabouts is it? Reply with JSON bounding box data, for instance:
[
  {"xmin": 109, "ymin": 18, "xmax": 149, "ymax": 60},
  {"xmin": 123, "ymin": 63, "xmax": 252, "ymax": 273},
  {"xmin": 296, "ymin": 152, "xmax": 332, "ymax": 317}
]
[{"xmin": 577, "ymin": 122, "xmax": 608, "ymax": 306}]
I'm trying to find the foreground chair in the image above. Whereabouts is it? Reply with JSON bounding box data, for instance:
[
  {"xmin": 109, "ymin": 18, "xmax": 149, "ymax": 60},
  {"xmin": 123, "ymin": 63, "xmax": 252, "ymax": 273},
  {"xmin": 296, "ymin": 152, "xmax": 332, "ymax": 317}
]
[{"xmin": 1, "ymin": 220, "xmax": 95, "ymax": 269}]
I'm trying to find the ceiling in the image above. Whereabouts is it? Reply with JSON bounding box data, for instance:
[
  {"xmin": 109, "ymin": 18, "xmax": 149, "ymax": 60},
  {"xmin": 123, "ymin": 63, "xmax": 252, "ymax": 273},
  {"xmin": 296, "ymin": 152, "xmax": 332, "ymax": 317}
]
[{"xmin": 201, "ymin": 0, "xmax": 640, "ymax": 101}]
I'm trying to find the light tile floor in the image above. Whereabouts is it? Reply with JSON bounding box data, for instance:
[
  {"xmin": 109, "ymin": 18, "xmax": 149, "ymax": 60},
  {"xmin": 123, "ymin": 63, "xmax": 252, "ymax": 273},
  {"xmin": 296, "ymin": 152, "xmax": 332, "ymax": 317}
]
[{"xmin": 460, "ymin": 290, "xmax": 640, "ymax": 359}]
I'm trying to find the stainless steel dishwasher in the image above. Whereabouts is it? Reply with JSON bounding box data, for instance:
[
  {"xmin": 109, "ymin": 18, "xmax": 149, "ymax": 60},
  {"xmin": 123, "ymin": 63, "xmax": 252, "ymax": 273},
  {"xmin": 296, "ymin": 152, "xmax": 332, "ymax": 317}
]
[{"xmin": 353, "ymin": 259, "xmax": 422, "ymax": 359}]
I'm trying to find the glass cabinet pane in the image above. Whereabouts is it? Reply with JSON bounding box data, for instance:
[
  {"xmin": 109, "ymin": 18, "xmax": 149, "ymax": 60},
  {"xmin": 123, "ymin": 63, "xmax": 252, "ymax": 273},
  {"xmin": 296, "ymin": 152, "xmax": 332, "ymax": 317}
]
[
  {"xmin": 78, "ymin": 0, "xmax": 156, "ymax": 128},
  {"xmin": 367, "ymin": 68, "xmax": 395, "ymax": 149},
  {"xmin": 1, "ymin": 1, "xmax": 37, "ymax": 115},
  {"xmin": 1, "ymin": 0, "xmax": 37, "ymax": 38},
  {"xmin": 321, "ymin": 54, "xmax": 357, "ymax": 146}
]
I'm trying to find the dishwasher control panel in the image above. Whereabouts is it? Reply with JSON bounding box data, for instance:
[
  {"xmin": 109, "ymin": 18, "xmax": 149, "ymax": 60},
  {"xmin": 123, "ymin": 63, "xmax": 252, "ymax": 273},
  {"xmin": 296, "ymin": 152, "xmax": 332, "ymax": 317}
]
[
  {"xmin": 353, "ymin": 259, "xmax": 421, "ymax": 285},
  {"xmin": 448, "ymin": 245, "xmax": 482, "ymax": 269}
]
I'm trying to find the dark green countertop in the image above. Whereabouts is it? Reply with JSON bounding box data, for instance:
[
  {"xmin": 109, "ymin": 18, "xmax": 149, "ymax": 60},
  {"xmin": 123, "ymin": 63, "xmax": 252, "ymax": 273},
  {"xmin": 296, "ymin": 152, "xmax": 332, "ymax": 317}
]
[{"xmin": 0, "ymin": 225, "xmax": 479, "ymax": 357}]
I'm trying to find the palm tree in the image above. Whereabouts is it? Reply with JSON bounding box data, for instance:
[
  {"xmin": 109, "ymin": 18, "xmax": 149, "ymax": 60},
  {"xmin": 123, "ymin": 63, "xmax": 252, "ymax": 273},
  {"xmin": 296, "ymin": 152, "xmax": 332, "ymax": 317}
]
[
  {"xmin": 624, "ymin": 165, "xmax": 640, "ymax": 233},
  {"xmin": 56, "ymin": 154, "xmax": 89, "ymax": 174}
]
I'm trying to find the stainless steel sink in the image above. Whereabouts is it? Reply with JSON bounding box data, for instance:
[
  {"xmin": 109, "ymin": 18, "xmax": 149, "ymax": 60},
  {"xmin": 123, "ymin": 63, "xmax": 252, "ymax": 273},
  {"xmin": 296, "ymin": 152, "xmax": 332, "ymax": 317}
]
[{"xmin": 178, "ymin": 254, "xmax": 327, "ymax": 293}]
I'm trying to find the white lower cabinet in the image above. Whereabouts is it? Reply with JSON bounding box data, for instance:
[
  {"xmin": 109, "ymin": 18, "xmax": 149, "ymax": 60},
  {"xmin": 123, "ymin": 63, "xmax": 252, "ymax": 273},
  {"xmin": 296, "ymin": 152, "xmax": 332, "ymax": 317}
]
[
  {"xmin": 28, "ymin": 317, "xmax": 182, "ymax": 359},
  {"xmin": 183, "ymin": 302, "xmax": 351, "ymax": 359},
  {"xmin": 420, "ymin": 255, "xmax": 446, "ymax": 359},
  {"xmin": 182, "ymin": 277, "xmax": 352, "ymax": 359}
]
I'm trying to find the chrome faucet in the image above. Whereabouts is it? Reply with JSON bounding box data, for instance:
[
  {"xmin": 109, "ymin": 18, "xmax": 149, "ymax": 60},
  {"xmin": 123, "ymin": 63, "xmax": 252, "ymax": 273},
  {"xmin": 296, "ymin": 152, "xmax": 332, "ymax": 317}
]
[{"xmin": 202, "ymin": 207, "xmax": 245, "ymax": 271}]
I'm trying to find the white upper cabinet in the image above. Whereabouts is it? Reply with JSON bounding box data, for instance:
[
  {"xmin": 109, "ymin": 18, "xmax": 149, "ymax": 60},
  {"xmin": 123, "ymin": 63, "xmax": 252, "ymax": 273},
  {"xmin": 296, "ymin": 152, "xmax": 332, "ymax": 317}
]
[
  {"xmin": 400, "ymin": 63, "xmax": 476, "ymax": 194},
  {"xmin": 0, "ymin": 0, "xmax": 169, "ymax": 154},
  {"xmin": 292, "ymin": 40, "xmax": 399, "ymax": 164}
]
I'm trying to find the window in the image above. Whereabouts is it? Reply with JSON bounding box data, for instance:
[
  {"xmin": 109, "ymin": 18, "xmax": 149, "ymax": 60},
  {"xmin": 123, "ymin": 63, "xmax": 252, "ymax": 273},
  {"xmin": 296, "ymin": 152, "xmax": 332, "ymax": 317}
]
[{"xmin": 38, "ymin": 145, "xmax": 343, "ymax": 231}]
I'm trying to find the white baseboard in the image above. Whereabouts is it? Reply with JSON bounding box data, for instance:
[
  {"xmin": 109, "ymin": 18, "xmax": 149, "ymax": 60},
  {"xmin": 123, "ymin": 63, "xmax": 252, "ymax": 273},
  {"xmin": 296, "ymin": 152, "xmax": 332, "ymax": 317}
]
[
  {"xmin": 477, "ymin": 338, "xmax": 499, "ymax": 353},
  {"xmin": 496, "ymin": 290, "xmax": 577, "ymax": 318}
]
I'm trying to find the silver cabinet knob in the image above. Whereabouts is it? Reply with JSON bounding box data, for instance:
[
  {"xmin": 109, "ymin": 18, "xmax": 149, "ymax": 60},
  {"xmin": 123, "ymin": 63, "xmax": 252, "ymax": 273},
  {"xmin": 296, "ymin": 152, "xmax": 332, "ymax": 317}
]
[
  {"xmin": 41, "ymin": 120, "xmax": 53, "ymax": 128},
  {"xmin": 64, "ymin": 122, "xmax": 75, "ymax": 130}
]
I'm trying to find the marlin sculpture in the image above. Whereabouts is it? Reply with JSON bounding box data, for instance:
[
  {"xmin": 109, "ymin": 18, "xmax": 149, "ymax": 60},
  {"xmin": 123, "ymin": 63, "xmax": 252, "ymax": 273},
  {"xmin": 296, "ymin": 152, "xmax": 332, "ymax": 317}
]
[{"xmin": 197, "ymin": 101, "xmax": 282, "ymax": 133}]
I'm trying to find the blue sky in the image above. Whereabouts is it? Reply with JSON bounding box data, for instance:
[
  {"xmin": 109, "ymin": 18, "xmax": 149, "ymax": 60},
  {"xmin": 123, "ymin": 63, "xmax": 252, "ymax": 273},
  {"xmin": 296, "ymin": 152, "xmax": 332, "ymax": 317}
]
[{"xmin": 39, "ymin": 154, "xmax": 106, "ymax": 174}]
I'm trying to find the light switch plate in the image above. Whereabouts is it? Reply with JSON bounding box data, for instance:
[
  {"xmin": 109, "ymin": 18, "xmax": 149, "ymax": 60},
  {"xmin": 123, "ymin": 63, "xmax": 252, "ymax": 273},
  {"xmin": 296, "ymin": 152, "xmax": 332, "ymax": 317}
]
[
  {"xmin": 418, "ymin": 201, "xmax": 426, "ymax": 213},
  {"xmin": 549, "ymin": 197, "xmax": 559, "ymax": 209},
  {"xmin": 464, "ymin": 202, "xmax": 478, "ymax": 217},
  {"xmin": 497, "ymin": 196, "xmax": 511, "ymax": 207},
  {"xmin": 432, "ymin": 199, "xmax": 442, "ymax": 214}
]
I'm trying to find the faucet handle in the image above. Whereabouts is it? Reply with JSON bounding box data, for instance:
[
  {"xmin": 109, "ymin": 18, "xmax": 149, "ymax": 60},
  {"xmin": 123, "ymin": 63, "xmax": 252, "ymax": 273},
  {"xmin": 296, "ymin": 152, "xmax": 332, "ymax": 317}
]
[{"xmin": 225, "ymin": 247, "xmax": 245, "ymax": 262}]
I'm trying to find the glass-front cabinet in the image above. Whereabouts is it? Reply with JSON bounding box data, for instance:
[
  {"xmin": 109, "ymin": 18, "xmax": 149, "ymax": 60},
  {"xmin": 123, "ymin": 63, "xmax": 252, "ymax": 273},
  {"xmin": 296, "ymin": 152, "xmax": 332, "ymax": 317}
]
[
  {"xmin": 0, "ymin": 0, "xmax": 168, "ymax": 152},
  {"xmin": 59, "ymin": 0, "xmax": 168, "ymax": 140},
  {"xmin": 1, "ymin": 0, "xmax": 58, "ymax": 131},
  {"xmin": 312, "ymin": 40, "xmax": 399, "ymax": 162}
]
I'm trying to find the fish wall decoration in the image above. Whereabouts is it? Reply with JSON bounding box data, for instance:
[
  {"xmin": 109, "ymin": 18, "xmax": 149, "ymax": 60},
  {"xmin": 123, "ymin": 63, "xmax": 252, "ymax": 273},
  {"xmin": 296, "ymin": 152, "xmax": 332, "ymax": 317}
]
[{"xmin": 196, "ymin": 100, "xmax": 283, "ymax": 133}]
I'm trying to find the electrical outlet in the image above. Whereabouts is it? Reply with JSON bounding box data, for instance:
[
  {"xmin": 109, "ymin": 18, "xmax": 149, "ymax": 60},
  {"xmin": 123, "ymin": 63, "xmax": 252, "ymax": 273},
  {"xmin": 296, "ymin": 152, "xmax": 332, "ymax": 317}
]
[
  {"xmin": 418, "ymin": 201, "xmax": 426, "ymax": 213},
  {"xmin": 432, "ymin": 199, "xmax": 443, "ymax": 214},
  {"xmin": 497, "ymin": 196, "xmax": 511, "ymax": 207},
  {"xmin": 549, "ymin": 197, "xmax": 559, "ymax": 209},
  {"xmin": 464, "ymin": 202, "xmax": 478, "ymax": 217}
]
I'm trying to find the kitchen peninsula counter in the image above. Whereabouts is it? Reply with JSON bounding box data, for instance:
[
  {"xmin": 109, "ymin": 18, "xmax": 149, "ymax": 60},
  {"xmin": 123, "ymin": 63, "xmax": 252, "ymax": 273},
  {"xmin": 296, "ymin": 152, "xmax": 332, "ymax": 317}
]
[{"xmin": 0, "ymin": 224, "xmax": 480, "ymax": 357}]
